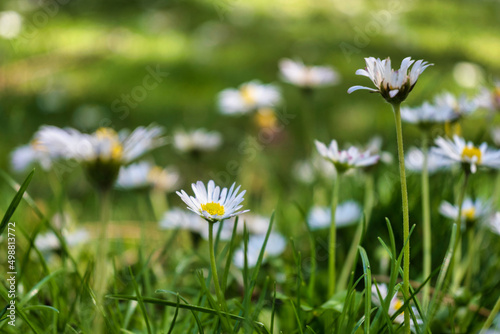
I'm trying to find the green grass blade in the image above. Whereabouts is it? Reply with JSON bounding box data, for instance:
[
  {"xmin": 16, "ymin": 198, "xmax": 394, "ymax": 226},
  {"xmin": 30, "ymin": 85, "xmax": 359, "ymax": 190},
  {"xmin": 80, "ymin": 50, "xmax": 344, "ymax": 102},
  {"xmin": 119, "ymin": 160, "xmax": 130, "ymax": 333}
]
[
  {"xmin": 155, "ymin": 290, "xmax": 205, "ymax": 334},
  {"xmin": 167, "ymin": 294, "xmax": 181, "ymax": 334},
  {"xmin": 0, "ymin": 169, "xmax": 34, "ymax": 236},
  {"xmin": 19, "ymin": 269, "xmax": 64, "ymax": 306},
  {"xmin": 358, "ymin": 246, "xmax": 372, "ymax": 334},
  {"xmin": 128, "ymin": 267, "xmax": 152, "ymax": 334}
]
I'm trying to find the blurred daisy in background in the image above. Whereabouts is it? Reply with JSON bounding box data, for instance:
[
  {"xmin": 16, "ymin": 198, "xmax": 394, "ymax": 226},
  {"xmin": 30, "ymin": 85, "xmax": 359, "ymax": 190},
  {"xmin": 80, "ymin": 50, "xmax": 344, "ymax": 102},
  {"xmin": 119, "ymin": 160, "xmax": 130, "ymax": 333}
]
[
  {"xmin": 439, "ymin": 197, "xmax": 491, "ymax": 228},
  {"xmin": 372, "ymin": 283, "xmax": 423, "ymax": 331},
  {"xmin": 159, "ymin": 207, "xmax": 204, "ymax": 234},
  {"xmin": 432, "ymin": 135, "xmax": 500, "ymax": 174},
  {"xmin": 363, "ymin": 136, "xmax": 393, "ymax": 165},
  {"xmin": 279, "ymin": 58, "xmax": 340, "ymax": 89},
  {"xmin": 315, "ymin": 139, "xmax": 379, "ymax": 173},
  {"xmin": 307, "ymin": 201, "xmax": 362, "ymax": 230},
  {"xmin": 475, "ymin": 81, "xmax": 500, "ymax": 113},
  {"xmin": 239, "ymin": 214, "xmax": 271, "ymax": 235},
  {"xmin": 489, "ymin": 212, "xmax": 500, "ymax": 235},
  {"xmin": 232, "ymin": 232, "xmax": 287, "ymax": 268},
  {"xmin": 173, "ymin": 128, "xmax": 222, "ymax": 154},
  {"xmin": 401, "ymin": 98, "xmax": 458, "ymax": 127},
  {"xmin": 116, "ymin": 161, "xmax": 180, "ymax": 192},
  {"xmin": 176, "ymin": 180, "xmax": 249, "ymax": 223},
  {"xmin": 292, "ymin": 154, "xmax": 336, "ymax": 184},
  {"xmin": 35, "ymin": 228, "xmax": 90, "ymax": 253},
  {"xmin": 0, "ymin": 11, "xmax": 23, "ymax": 39},
  {"xmin": 405, "ymin": 147, "xmax": 454, "ymax": 173},
  {"xmin": 35, "ymin": 124, "xmax": 165, "ymax": 189},
  {"xmin": 11, "ymin": 140, "xmax": 54, "ymax": 172},
  {"xmin": 218, "ymin": 80, "xmax": 281, "ymax": 115},
  {"xmin": 348, "ymin": 56, "xmax": 432, "ymax": 103},
  {"xmin": 433, "ymin": 92, "xmax": 477, "ymax": 120},
  {"xmin": 491, "ymin": 127, "xmax": 500, "ymax": 147}
]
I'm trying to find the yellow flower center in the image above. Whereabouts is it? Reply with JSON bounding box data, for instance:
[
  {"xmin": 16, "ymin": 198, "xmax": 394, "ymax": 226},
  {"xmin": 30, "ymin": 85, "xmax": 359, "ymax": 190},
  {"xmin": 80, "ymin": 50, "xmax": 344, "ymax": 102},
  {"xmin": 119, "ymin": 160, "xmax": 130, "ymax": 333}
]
[
  {"xmin": 462, "ymin": 208, "xmax": 476, "ymax": 221},
  {"xmin": 461, "ymin": 146, "xmax": 482, "ymax": 163},
  {"xmin": 393, "ymin": 298, "xmax": 403, "ymax": 311},
  {"xmin": 240, "ymin": 85, "xmax": 256, "ymax": 105},
  {"xmin": 255, "ymin": 108, "xmax": 278, "ymax": 128},
  {"xmin": 201, "ymin": 202, "xmax": 225, "ymax": 216},
  {"xmin": 95, "ymin": 127, "xmax": 123, "ymax": 161}
]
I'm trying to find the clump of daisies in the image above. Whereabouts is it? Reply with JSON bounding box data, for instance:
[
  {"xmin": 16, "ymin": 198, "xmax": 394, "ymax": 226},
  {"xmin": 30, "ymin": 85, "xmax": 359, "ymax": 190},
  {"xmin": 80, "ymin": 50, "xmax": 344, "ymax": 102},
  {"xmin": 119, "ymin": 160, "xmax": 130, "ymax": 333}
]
[
  {"xmin": 218, "ymin": 80, "xmax": 281, "ymax": 115},
  {"xmin": 173, "ymin": 128, "xmax": 222, "ymax": 154}
]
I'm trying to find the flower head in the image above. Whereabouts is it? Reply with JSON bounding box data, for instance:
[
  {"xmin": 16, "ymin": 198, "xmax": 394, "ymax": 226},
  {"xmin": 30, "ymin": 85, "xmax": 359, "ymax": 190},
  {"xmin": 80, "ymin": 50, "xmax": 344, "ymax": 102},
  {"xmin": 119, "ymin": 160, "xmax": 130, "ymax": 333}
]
[
  {"xmin": 315, "ymin": 139, "xmax": 379, "ymax": 173},
  {"xmin": 279, "ymin": 58, "xmax": 340, "ymax": 89},
  {"xmin": 475, "ymin": 82, "xmax": 500, "ymax": 112},
  {"xmin": 489, "ymin": 212, "xmax": 500, "ymax": 236},
  {"xmin": 307, "ymin": 201, "xmax": 362, "ymax": 231},
  {"xmin": 116, "ymin": 161, "xmax": 180, "ymax": 192},
  {"xmin": 176, "ymin": 180, "xmax": 249, "ymax": 223},
  {"xmin": 173, "ymin": 128, "xmax": 222, "ymax": 153},
  {"xmin": 218, "ymin": 80, "xmax": 281, "ymax": 115},
  {"xmin": 439, "ymin": 198, "xmax": 491, "ymax": 228},
  {"xmin": 405, "ymin": 147, "xmax": 455, "ymax": 174},
  {"xmin": 348, "ymin": 57, "xmax": 432, "ymax": 104},
  {"xmin": 432, "ymin": 135, "xmax": 500, "ymax": 173},
  {"xmin": 35, "ymin": 124, "xmax": 165, "ymax": 189},
  {"xmin": 11, "ymin": 140, "xmax": 53, "ymax": 172}
]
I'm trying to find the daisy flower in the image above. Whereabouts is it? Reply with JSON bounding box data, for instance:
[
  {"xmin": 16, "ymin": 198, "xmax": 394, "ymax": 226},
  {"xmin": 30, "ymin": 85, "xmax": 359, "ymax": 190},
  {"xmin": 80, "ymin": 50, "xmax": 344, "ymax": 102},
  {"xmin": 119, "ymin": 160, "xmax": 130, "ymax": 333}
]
[
  {"xmin": 348, "ymin": 56, "xmax": 432, "ymax": 104},
  {"xmin": 491, "ymin": 127, "xmax": 500, "ymax": 146},
  {"xmin": 432, "ymin": 135, "xmax": 500, "ymax": 174},
  {"xmin": 176, "ymin": 180, "xmax": 249, "ymax": 223},
  {"xmin": 307, "ymin": 201, "xmax": 362, "ymax": 231},
  {"xmin": 439, "ymin": 197, "xmax": 491, "ymax": 227},
  {"xmin": 401, "ymin": 100, "xmax": 458, "ymax": 126},
  {"xmin": 475, "ymin": 82, "xmax": 500, "ymax": 112},
  {"xmin": 116, "ymin": 162, "xmax": 181, "ymax": 192},
  {"xmin": 218, "ymin": 80, "xmax": 281, "ymax": 115},
  {"xmin": 433, "ymin": 92, "xmax": 476, "ymax": 120},
  {"xmin": 159, "ymin": 207, "xmax": 204, "ymax": 233},
  {"xmin": 292, "ymin": 154, "xmax": 336, "ymax": 184},
  {"xmin": 173, "ymin": 128, "xmax": 222, "ymax": 153},
  {"xmin": 35, "ymin": 228, "xmax": 90, "ymax": 252},
  {"xmin": 315, "ymin": 139, "xmax": 379, "ymax": 173},
  {"xmin": 372, "ymin": 283, "xmax": 423, "ymax": 332},
  {"xmin": 364, "ymin": 136, "xmax": 393, "ymax": 165},
  {"xmin": 35, "ymin": 125, "xmax": 165, "ymax": 189},
  {"xmin": 10, "ymin": 141, "xmax": 53, "ymax": 172},
  {"xmin": 232, "ymin": 232, "xmax": 287, "ymax": 269},
  {"xmin": 279, "ymin": 58, "xmax": 340, "ymax": 89},
  {"xmin": 405, "ymin": 147, "xmax": 455, "ymax": 174}
]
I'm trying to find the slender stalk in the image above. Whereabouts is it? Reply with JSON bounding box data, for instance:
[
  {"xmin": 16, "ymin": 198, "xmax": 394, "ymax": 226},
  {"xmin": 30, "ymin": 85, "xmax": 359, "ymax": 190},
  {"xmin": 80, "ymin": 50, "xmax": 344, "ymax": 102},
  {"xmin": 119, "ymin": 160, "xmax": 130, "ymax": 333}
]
[
  {"xmin": 392, "ymin": 103, "xmax": 411, "ymax": 334},
  {"xmin": 421, "ymin": 133, "xmax": 432, "ymax": 310},
  {"xmin": 464, "ymin": 228, "xmax": 474, "ymax": 289},
  {"xmin": 94, "ymin": 189, "xmax": 111, "ymax": 332},
  {"xmin": 480, "ymin": 294, "xmax": 500, "ymax": 334},
  {"xmin": 208, "ymin": 222, "xmax": 226, "ymax": 311},
  {"xmin": 328, "ymin": 174, "xmax": 340, "ymax": 297},
  {"xmin": 337, "ymin": 173, "xmax": 374, "ymax": 291},
  {"xmin": 451, "ymin": 173, "xmax": 469, "ymax": 291}
]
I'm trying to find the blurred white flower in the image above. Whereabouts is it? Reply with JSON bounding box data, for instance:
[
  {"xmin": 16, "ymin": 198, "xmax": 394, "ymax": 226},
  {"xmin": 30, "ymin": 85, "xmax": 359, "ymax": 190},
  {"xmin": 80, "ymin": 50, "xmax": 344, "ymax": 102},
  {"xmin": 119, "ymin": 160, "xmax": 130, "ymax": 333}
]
[
  {"xmin": 401, "ymin": 99, "xmax": 459, "ymax": 125},
  {"xmin": 35, "ymin": 228, "xmax": 90, "ymax": 252},
  {"xmin": 292, "ymin": 154, "xmax": 336, "ymax": 184},
  {"xmin": 36, "ymin": 125, "xmax": 165, "ymax": 165},
  {"xmin": 489, "ymin": 212, "xmax": 500, "ymax": 235},
  {"xmin": 232, "ymin": 232, "xmax": 286, "ymax": 268},
  {"xmin": 315, "ymin": 139, "xmax": 379, "ymax": 173},
  {"xmin": 279, "ymin": 58, "xmax": 340, "ymax": 88},
  {"xmin": 159, "ymin": 207, "xmax": 204, "ymax": 233},
  {"xmin": 372, "ymin": 283, "xmax": 423, "ymax": 332},
  {"xmin": 116, "ymin": 162, "xmax": 180, "ymax": 192},
  {"xmin": 176, "ymin": 180, "xmax": 249, "ymax": 223},
  {"xmin": 348, "ymin": 57, "xmax": 432, "ymax": 103},
  {"xmin": 405, "ymin": 147, "xmax": 454, "ymax": 173},
  {"xmin": 364, "ymin": 136, "xmax": 393, "ymax": 164},
  {"xmin": 173, "ymin": 128, "xmax": 222, "ymax": 153},
  {"xmin": 218, "ymin": 80, "xmax": 281, "ymax": 115},
  {"xmin": 439, "ymin": 198, "xmax": 491, "ymax": 226},
  {"xmin": 307, "ymin": 201, "xmax": 362, "ymax": 231},
  {"xmin": 0, "ymin": 11, "xmax": 23, "ymax": 39},
  {"xmin": 475, "ymin": 82, "xmax": 500, "ymax": 112},
  {"xmin": 491, "ymin": 127, "xmax": 500, "ymax": 147},
  {"xmin": 432, "ymin": 135, "xmax": 500, "ymax": 174},
  {"xmin": 35, "ymin": 125, "xmax": 165, "ymax": 189},
  {"xmin": 240, "ymin": 214, "xmax": 271, "ymax": 235},
  {"xmin": 433, "ymin": 92, "xmax": 476, "ymax": 119},
  {"xmin": 11, "ymin": 141, "xmax": 53, "ymax": 172}
]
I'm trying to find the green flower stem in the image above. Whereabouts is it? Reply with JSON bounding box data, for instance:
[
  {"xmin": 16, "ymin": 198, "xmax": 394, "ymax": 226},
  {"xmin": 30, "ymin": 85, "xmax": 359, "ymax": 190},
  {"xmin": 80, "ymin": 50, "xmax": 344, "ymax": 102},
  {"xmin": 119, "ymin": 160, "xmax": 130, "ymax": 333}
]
[
  {"xmin": 464, "ymin": 228, "xmax": 475, "ymax": 289},
  {"xmin": 328, "ymin": 173, "xmax": 340, "ymax": 297},
  {"xmin": 480, "ymin": 294, "xmax": 500, "ymax": 334},
  {"xmin": 94, "ymin": 189, "xmax": 111, "ymax": 333},
  {"xmin": 337, "ymin": 173, "xmax": 374, "ymax": 292},
  {"xmin": 208, "ymin": 222, "xmax": 227, "ymax": 311},
  {"xmin": 451, "ymin": 172, "xmax": 469, "ymax": 291},
  {"xmin": 421, "ymin": 133, "xmax": 432, "ymax": 310},
  {"xmin": 392, "ymin": 103, "xmax": 411, "ymax": 334}
]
